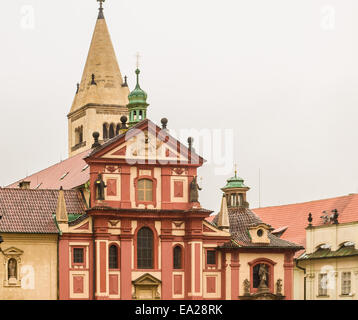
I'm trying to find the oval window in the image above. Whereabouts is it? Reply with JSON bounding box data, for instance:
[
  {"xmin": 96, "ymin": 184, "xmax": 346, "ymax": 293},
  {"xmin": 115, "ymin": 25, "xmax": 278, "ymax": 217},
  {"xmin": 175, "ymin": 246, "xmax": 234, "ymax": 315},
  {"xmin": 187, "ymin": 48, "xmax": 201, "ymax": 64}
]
[{"xmin": 257, "ymin": 229, "xmax": 264, "ymax": 237}]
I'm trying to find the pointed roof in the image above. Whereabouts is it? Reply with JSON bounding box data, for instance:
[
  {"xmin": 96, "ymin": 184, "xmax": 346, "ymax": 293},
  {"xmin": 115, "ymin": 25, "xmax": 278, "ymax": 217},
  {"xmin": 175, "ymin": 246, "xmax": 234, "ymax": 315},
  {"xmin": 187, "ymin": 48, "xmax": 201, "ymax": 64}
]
[
  {"xmin": 69, "ymin": 7, "xmax": 129, "ymax": 114},
  {"xmin": 217, "ymin": 194, "xmax": 230, "ymax": 231}
]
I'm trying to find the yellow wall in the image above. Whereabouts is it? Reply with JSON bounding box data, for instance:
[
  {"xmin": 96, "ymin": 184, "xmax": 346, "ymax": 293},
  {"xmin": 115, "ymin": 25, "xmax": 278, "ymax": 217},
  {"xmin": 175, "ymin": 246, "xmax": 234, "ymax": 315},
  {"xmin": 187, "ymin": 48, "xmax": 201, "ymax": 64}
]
[
  {"xmin": 238, "ymin": 253, "xmax": 285, "ymax": 297},
  {"xmin": 295, "ymin": 222, "xmax": 358, "ymax": 300},
  {"xmin": 0, "ymin": 233, "xmax": 58, "ymax": 300}
]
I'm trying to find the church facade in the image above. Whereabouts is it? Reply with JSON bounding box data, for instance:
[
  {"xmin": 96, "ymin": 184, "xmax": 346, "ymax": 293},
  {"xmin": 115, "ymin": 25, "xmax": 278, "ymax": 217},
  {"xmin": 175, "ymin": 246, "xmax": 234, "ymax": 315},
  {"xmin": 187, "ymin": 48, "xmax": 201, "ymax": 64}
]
[{"xmin": 0, "ymin": 1, "xmax": 301, "ymax": 300}]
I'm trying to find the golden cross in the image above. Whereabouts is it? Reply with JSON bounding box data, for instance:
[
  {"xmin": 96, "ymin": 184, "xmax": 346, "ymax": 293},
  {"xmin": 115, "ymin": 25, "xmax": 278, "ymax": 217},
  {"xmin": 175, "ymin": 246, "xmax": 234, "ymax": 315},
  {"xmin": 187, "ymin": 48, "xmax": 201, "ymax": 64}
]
[
  {"xmin": 97, "ymin": 0, "xmax": 105, "ymax": 9},
  {"xmin": 135, "ymin": 52, "xmax": 141, "ymax": 69},
  {"xmin": 234, "ymin": 163, "xmax": 237, "ymax": 175}
]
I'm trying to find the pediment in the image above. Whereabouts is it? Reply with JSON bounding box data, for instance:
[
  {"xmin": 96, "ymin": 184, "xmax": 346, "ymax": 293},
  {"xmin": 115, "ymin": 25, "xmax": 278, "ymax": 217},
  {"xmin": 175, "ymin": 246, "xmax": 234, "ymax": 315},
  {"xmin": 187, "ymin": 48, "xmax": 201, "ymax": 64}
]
[
  {"xmin": 132, "ymin": 273, "xmax": 162, "ymax": 285},
  {"xmin": 87, "ymin": 120, "xmax": 204, "ymax": 165},
  {"xmin": 3, "ymin": 247, "xmax": 24, "ymax": 256}
]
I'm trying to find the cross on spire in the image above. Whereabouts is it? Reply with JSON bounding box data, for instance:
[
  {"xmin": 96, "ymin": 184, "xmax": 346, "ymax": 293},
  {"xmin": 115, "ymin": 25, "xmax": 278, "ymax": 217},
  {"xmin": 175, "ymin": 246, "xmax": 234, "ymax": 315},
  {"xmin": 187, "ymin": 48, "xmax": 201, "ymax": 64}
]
[
  {"xmin": 135, "ymin": 52, "xmax": 141, "ymax": 69},
  {"xmin": 234, "ymin": 163, "xmax": 238, "ymax": 176}
]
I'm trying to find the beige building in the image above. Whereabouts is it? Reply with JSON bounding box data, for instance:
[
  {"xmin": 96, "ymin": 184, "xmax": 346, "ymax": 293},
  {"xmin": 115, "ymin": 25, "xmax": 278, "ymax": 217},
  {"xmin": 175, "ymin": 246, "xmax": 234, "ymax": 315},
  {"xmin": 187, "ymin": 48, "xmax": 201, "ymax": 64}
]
[
  {"xmin": 0, "ymin": 188, "xmax": 86, "ymax": 300},
  {"xmin": 296, "ymin": 221, "xmax": 358, "ymax": 300}
]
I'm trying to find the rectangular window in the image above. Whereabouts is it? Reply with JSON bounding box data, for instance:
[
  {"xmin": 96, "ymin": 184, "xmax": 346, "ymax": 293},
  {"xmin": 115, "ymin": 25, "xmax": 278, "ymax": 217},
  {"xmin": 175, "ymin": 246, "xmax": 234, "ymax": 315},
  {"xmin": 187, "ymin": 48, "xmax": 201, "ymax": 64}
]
[
  {"xmin": 207, "ymin": 250, "xmax": 216, "ymax": 265},
  {"xmin": 73, "ymin": 248, "xmax": 84, "ymax": 264},
  {"xmin": 341, "ymin": 272, "xmax": 351, "ymax": 295},
  {"xmin": 318, "ymin": 273, "xmax": 328, "ymax": 296}
]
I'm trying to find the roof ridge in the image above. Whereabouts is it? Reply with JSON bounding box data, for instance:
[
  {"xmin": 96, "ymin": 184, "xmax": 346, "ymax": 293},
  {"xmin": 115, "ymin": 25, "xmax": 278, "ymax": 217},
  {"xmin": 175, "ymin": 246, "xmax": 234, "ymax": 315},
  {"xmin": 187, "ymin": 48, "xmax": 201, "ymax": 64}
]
[{"xmin": 252, "ymin": 193, "xmax": 358, "ymax": 210}]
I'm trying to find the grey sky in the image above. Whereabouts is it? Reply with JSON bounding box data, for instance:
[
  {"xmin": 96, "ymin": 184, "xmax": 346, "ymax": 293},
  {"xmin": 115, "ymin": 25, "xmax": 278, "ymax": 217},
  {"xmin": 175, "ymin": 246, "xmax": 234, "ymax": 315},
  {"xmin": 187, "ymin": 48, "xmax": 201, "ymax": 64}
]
[{"xmin": 1, "ymin": 0, "xmax": 358, "ymax": 214}]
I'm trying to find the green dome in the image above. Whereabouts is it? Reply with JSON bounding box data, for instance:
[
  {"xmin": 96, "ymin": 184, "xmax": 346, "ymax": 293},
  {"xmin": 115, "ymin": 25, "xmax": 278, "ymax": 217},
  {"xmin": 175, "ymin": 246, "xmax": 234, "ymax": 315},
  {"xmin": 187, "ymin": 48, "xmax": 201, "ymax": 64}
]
[
  {"xmin": 222, "ymin": 172, "xmax": 248, "ymax": 190},
  {"xmin": 128, "ymin": 69, "xmax": 148, "ymax": 106}
]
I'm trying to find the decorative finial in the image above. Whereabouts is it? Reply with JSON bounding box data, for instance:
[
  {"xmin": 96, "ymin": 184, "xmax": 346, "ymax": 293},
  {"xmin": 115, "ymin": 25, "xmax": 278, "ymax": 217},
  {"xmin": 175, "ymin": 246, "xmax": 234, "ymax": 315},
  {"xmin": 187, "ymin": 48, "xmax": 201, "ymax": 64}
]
[
  {"xmin": 92, "ymin": 132, "xmax": 101, "ymax": 148},
  {"xmin": 121, "ymin": 75, "xmax": 128, "ymax": 87},
  {"xmin": 91, "ymin": 74, "xmax": 97, "ymax": 85},
  {"xmin": 234, "ymin": 163, "xmax": 238, "ymax": 177},
  {"xmin": 308, "ymin": 213, "xmax": 313, "ymax": 227},
  {"xmin": 97, "ymin": 0, "xmax": 105, "ymax": 19},
  {"xmin": 188, "ymin": 137, "xmax": 194, "ymax": 151},
  {"xmin": 120, "ymin": 116, "xmax": 128, "ymax": 129},
  {"xmin": 161, "ymin": 118, "xmax": 168, "ymax": 130}
]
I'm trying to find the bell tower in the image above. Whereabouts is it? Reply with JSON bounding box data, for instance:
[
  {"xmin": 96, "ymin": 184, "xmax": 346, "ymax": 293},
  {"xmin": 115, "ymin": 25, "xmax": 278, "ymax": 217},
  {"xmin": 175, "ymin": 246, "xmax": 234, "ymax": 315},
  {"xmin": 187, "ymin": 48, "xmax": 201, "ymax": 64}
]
[{"xmin": 67, "ymin": 0, "xmax": 130, "ymax": 157}]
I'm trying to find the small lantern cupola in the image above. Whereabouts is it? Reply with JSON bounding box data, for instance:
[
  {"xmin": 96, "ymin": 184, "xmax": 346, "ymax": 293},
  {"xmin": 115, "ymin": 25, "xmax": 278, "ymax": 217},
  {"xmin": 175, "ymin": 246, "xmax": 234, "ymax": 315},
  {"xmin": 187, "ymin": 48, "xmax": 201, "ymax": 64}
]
[
  {"xmin": 127, "ymin": 68, "xmax": 149, "ymax": 127},
  {"xmin": 221, "ymin": 167, "xmax": 250, "ymax": 208}
]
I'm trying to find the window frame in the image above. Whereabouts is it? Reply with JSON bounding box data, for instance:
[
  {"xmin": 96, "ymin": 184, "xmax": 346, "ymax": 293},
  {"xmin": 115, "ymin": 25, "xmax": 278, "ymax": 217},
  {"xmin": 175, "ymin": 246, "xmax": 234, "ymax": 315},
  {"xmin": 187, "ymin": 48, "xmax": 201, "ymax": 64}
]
[
  {"xmin": 137, "ymin": 227, "xmax": 154, "ymax": 270},
  {"xmin": 72, "ymin": 247, "xmax": 85, "ymax": 267},
  {"xmin": 173, "ymin": 245, "xmax": 184, "ymax": 270},
  {"xmin": 318, "ymin": 273, "xmax": 328, "ymax": 296},
  {"xmin": 341, "ymin": 272, "xmax": 351, "ymax": 296},
  {"xmin": 109, "ymin": 244, "xmax": 119, "ymax": 270},
  {"xmin": 134, "ymin": 175, "xmax": 157, "ymax": 207}
]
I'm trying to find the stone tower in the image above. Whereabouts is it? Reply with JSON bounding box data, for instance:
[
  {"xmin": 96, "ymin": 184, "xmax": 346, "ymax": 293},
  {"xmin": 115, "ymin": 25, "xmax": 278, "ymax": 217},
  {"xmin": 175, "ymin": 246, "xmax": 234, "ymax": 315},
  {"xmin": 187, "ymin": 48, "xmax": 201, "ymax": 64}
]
[{"xmin": 67, "ymin": 2, "xmax": 130, "ymax": 157}]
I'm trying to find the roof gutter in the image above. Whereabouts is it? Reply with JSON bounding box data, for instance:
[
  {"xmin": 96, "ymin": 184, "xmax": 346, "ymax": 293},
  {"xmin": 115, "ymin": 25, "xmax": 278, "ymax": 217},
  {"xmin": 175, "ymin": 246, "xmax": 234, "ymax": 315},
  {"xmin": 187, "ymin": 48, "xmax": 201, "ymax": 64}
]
[{"xmin": 295, "ymin": 259, "xmax": 306, "ymax": 300}]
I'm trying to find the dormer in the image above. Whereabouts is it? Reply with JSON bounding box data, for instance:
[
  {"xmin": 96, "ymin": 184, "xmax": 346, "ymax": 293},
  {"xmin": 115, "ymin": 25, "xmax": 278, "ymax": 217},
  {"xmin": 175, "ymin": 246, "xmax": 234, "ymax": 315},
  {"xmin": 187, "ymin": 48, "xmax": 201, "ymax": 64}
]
[{"xmin": 248, "ymin": 223, "xmax": 272, "ymax": 244}]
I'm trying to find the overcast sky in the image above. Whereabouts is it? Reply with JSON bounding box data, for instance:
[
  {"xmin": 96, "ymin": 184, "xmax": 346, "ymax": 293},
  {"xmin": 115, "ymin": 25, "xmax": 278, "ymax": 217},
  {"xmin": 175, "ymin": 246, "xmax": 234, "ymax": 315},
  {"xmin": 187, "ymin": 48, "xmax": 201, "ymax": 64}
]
[{"xmin": 1, "ymin": 0, "xmax": 358, "ymax": 213}]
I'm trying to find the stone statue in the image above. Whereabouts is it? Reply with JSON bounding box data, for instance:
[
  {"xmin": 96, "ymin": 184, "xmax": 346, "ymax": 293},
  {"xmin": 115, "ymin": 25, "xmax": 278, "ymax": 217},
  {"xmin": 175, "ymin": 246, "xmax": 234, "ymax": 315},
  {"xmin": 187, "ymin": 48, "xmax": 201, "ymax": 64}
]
[
  {"xmin": 8, "ymin": 259, "xmax": 16, "ymax": 279},
  {"xmin": 95, "ymin": 174, "xmax": 107, "ymax": 200},
  {"xmin": 243, "ymin": 279, "xmax": 250, "ymax": 296},
  {"xmin": 258, "ymin": 264, "xmax": 269, "ymax": 292},
  {"xmin": 276, "ymin": 279, "xmax": 283, "ymax": 295},
  {"xmin": 189, "ymin": 176, "xmax": 202, "ymax": 203}
]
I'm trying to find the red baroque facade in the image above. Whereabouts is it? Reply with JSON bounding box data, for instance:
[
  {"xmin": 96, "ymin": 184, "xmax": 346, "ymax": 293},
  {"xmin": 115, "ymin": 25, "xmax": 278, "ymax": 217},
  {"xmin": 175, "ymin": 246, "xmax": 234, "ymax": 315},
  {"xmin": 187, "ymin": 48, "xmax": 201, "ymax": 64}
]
[{"xmin": 58, "ymin": 120, "xmax": 301, "ymax": 300}]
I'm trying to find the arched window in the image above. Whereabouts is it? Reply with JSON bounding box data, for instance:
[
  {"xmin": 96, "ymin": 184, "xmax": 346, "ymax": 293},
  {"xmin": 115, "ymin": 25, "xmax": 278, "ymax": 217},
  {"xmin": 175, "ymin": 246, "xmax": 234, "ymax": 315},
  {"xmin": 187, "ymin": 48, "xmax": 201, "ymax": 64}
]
[
  {"xmin": 139, "ymin": 110, "xmax": 143, "ymax": 120},
  {"xmin": 109, "ymin": 245, "xmax": 118, "ymax": 269},
  {"xmin": 109, "ymin": 124, "xmax": 115, "ymax": 139},
  {"xmin": 103, "ymin": 123, "xmax": 109, "ymax": 140},
  {"xmin": 137, "ymin": 179, "xmax": 153, "ymax": 202},
  {"xmin": 137, "ymin": 227, "xmax": 153, "ymax": 269},
  {"xmin": 173, "ymin": 246, "xmax": 182, "ymax": 269},
  {"xmin": 116, "ymin": 124, "xmax": 121, "ymax": 136},
  {"xmin": 133, "ymin": 110, "xmax": 137, "ymax": 121}
]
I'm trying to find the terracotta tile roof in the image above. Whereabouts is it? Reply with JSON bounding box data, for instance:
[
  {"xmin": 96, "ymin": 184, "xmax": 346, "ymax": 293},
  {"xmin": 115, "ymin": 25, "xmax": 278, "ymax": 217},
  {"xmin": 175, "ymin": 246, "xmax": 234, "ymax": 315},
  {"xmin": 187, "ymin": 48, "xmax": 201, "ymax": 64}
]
[
  {"xmin": 212, "ymin": 207, "xmax": 301, "ymax": 249},
  {"xmin": 6, "ymin": 150, "xmax": 91, "ymax": 190},
  {"xmin": 0, "ymin": 188, "xmax": 86, "ymax": 233},
  {"xmin": 252, "ymin": 194, "xmax": 358, "ymax": 254}
]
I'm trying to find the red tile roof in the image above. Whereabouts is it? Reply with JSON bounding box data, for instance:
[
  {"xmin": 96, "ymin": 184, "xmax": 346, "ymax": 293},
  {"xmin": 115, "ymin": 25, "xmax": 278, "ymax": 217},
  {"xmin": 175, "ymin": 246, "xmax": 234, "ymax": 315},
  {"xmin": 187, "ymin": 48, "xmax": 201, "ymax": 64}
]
[
  {"xmin": 211, "ymin": 207, "xmax": 301, "ymax": 249},
  {"xmin": 6, "ymin": 150, "xmax": 90, "ymax": 190},
  {"xmin": 0, "ymin": 188, "xmax": 86, "ymax": 233},
  {"xmin": 252, "ymin": 194, "xmax": 358, "ymax": 251}
]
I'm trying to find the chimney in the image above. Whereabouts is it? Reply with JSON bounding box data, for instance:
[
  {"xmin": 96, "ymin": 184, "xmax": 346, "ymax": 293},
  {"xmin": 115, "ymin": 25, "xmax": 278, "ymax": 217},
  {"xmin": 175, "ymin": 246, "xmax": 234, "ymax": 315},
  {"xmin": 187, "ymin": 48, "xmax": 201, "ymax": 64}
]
[{"xmin": 19, "ymin": 181, "xmax": 31, "ymax": 190}]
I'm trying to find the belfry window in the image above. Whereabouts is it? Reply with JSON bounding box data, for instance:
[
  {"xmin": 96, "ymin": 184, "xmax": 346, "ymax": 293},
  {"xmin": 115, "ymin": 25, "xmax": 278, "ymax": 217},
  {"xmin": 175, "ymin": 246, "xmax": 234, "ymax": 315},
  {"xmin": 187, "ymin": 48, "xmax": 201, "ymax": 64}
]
[
  {"xmin": 137, "ymin": 227, "xmax": 154, "ymax": 269},
  {"xmin": 103, "ymin": 123, "xmax": 109, "ymax": 140},
  {"xmin": 137, "ymin": 179, "xmax": 153, "ymax": 202},
  {"xmin": 173, "ymin": 246, "xmax": 182, "ymax": 269},
  {"xmin": 109, "ymin": 124, "xmax": 115, "ymax": 139},
  {"xmin": 109, "ymin": 245, "xmax": 118, "ymax": 269}
]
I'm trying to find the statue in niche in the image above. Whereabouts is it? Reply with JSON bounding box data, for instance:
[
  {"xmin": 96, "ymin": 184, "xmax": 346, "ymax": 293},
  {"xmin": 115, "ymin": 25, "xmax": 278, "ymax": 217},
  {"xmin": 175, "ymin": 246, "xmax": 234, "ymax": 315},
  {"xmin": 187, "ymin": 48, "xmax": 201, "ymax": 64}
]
[
  {"xmin": 8, "ymin": 258, "xmax": 17, "ymax": 280},
  {"xmin": 189, "ymin": 176, "xmax": 202, "ymax": 203},
  {"xmin": 95, "ymin": 173, "xmax": 107, "ymax": 200},
  {"xmin": 258, "ymin": 264, "xmax": 269, "ymax": 292}
]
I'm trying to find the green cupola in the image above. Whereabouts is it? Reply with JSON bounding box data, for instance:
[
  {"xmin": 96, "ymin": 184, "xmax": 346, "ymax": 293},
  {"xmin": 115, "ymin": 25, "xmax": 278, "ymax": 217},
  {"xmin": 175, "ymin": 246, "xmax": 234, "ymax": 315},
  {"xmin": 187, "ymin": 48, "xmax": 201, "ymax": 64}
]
[
  {"xmin": 221, "ymin": 168, "xmax": 250, "ymax": 208},
  {"xmin": 127, "ymin": 68, "xmax": 149, "ymax": 126}
]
